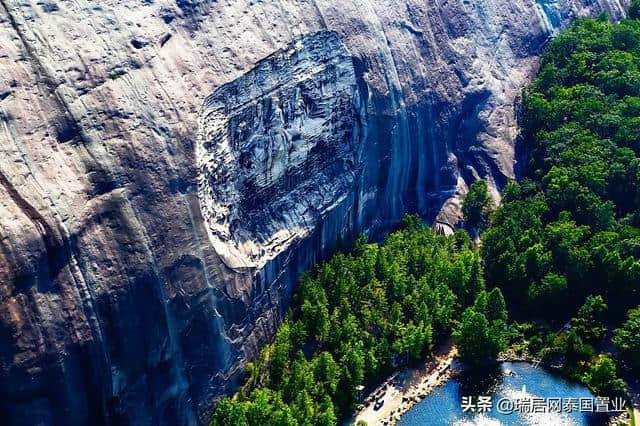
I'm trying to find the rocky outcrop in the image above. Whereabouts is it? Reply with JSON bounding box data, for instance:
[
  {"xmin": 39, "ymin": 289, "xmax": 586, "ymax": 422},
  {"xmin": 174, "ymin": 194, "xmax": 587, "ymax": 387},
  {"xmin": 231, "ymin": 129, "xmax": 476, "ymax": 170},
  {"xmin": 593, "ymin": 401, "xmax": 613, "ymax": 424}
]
[
  {"xmin": 198, "ymin": 31, "xmax": 362, "ymax": 270},
  {"xmin": 0, "ymin": 1, "xmax": 629, "ymax": 426}
]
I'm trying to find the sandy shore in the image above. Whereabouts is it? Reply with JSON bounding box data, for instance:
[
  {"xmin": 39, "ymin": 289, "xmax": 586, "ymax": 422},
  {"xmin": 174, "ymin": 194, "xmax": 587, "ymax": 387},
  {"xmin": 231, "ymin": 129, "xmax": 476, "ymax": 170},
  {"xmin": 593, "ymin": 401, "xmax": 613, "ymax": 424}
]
[{"xmin": 353, "ymin": 340, "xmax": 458, "ymax": 426}]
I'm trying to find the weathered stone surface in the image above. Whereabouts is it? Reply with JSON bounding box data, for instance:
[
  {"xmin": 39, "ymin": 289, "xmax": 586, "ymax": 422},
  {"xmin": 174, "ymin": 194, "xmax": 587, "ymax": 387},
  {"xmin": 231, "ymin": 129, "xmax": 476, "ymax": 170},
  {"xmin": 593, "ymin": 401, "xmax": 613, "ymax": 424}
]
[
  {"xmin": 198, "ymin": 31, "xmax": 362, "ymax": 270},
  {"xmin": 0, "ymin": 1, "xmax": 629, "ymax": 425}
]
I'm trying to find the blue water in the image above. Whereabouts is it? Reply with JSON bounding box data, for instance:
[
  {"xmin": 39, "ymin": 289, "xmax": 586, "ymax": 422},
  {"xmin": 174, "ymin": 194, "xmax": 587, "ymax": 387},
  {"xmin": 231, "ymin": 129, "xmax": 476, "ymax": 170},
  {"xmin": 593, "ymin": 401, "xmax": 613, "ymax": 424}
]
[{"xmin": 398, "ymin": 362, "xmax": 609, "ymax": 426}]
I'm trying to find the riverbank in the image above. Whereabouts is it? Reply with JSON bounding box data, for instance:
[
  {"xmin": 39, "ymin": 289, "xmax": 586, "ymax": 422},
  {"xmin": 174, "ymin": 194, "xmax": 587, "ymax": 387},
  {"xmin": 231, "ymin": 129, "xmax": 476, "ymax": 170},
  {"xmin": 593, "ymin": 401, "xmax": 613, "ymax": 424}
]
[{"xmin": 353, "ymin": 340, "xmax": 458, "ymax": 426}]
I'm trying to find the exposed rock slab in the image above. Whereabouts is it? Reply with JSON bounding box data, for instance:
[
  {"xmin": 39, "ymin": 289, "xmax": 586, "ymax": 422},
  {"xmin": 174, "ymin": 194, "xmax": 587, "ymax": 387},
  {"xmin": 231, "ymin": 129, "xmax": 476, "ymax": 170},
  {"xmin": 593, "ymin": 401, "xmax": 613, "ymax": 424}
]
[{"xmin": 198, "ymin": 31, "xmax": 362, "ymax": 270}]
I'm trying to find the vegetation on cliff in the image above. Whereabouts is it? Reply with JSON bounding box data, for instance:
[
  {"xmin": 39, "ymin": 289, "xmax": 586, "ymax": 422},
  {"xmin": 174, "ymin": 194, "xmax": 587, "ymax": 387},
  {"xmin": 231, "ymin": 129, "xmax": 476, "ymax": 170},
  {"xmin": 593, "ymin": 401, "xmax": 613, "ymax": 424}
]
[
  {"xmin": 462, "ymin": 180, "xmax": 494, "ymax": 234},
  {"xmin": 483, "ymin": 12, "xmax": 640, "ymax": 394},
  {"xmin": 211, "ymin": 217, "xmax": 488, "ymax": 425}
]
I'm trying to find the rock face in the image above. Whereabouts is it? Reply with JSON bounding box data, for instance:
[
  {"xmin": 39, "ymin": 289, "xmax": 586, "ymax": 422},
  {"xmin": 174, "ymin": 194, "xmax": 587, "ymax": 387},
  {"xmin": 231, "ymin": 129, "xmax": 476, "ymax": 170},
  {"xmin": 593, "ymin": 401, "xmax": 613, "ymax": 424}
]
[
  {"xmin": 198, "ymin": 32, "xmax": 362, "ymax": 270},
  {"xmin": 0, "ymin": 1, "xmax": 629, "ymax": 426}
]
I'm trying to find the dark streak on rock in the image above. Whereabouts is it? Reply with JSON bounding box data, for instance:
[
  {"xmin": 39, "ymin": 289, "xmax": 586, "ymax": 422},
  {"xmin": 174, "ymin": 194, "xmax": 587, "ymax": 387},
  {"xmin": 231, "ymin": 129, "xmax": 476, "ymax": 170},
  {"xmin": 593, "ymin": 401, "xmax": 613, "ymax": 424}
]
[
  {"xmin": 160, "ymin": 32, "xmax": 172, "ymax": 47},
  {"xmin": 130, "ymin": 39, "xmax": 149, "ymax": 49}
]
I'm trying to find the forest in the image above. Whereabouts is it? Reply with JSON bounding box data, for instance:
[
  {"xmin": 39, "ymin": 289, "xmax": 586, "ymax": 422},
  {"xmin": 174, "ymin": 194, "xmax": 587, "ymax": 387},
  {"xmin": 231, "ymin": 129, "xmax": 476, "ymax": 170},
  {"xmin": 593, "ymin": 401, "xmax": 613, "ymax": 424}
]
[
  {"xmin": 211, "ymin": 217, "xmax": 500, "ymax": 425},
  {"xmin": 211, "ymin": 7, "xmax": 640, "ymax": 425},
  {"xmin": 482, "ymin": 10, "xmax": 640, "ymax": 396}
]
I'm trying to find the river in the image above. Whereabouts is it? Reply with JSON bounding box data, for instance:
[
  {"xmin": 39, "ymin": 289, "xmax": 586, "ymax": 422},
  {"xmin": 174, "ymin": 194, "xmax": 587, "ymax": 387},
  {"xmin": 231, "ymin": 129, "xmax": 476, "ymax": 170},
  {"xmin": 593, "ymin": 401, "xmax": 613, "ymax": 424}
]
[{"xmin": 398, "ymin": 362, "xmax": 613, "ymax": 425}]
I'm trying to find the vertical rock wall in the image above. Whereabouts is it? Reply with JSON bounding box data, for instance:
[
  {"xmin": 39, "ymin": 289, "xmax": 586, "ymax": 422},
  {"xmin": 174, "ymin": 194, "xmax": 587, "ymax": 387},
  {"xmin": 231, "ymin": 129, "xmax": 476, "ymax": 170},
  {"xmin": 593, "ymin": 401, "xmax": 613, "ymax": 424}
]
[{"xmin": 0, "ymin": 0, "xmax": 629, "ymax": 425}]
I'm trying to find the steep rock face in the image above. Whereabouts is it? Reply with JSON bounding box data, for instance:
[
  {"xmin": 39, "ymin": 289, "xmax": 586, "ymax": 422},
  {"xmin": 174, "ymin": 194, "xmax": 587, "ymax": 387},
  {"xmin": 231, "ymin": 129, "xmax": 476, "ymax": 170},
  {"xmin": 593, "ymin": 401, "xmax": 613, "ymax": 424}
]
[
  {"xmin": 0, "ymin": 1, "xmax": 629, "ymax": 426},
  {"xmin": 198, "ymin": 32, "xmax": 362, "ymax": 270}
]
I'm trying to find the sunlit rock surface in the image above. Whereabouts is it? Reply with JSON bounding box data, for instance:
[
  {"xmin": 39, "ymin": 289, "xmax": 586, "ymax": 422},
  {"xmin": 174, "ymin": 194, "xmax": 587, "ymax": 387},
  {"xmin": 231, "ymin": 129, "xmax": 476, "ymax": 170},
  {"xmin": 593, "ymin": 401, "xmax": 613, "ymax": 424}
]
[
  {"xmin": 0, "ymin": 0, "xmax": 629, "ymax": 425},
  {"xmin": 198, "ymin": 32, "xmax": 362, "ymax": 270}
]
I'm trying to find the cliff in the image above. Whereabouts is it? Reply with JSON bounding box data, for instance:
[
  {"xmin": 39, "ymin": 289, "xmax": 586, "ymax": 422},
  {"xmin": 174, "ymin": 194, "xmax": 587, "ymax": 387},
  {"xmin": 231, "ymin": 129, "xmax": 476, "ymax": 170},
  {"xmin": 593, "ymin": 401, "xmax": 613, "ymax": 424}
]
[{"xmin": 0, "ymin": 1, "xmax": 629, "ymax": 425}]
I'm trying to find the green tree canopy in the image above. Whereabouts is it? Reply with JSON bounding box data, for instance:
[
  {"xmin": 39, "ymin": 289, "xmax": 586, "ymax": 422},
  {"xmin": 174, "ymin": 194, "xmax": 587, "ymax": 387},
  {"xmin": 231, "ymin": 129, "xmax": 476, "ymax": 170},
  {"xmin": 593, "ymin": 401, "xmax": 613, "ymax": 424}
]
[
  {"xmin": 462, "ymin": 180, "xmax": 493, "ymax": 232},
  {"xmin": 612, "ymin": 306, "xmax": 640, "ymax": 372},
  {"xmin": 582, "ymin": 355, "xmax": 627, "ymax": 397},
  {"xmin": 212, "ymin": 219, "xmax": 483, "ymax": 425},
  {"xmin": 453, "ymin": 302, "xmax": 506, "ymax": 369},
  {"xmin": 572, "ymin": 295, "xmax": 608, "ymax": 344},
  {"xmin": 486, "ymin": 287, "xmax": 508, "ymax": 323}
]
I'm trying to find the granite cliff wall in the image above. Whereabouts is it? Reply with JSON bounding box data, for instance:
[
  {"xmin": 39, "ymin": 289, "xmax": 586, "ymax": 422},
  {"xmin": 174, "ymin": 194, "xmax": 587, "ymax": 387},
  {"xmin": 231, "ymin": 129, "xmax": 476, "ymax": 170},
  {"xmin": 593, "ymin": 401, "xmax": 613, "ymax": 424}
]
[{"xmin": 0, "ymin": 0, "xmax": 629, "ymax": 425}]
